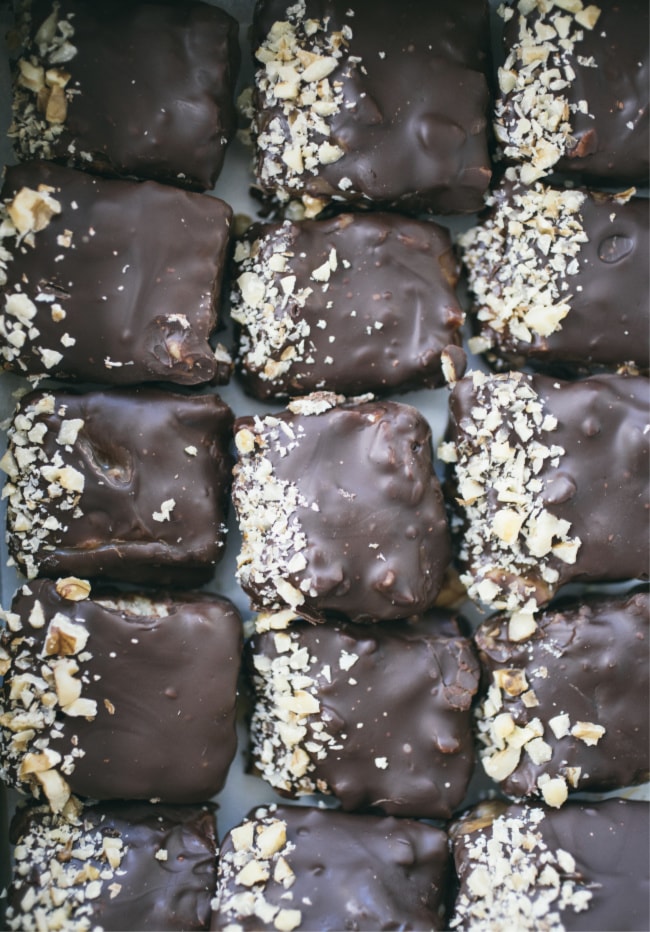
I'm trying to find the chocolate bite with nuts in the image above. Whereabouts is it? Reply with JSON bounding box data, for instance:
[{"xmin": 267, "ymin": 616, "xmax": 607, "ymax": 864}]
[
  {"xmin": 459, "ymin": 177, "xmax": 649, "ymax": 373},
  {"xmin": 0, "ymin": 579, "xmax": 242, "ymax": 812},
  {"xmin": 232, "ymin": 393, "xmax": 451, "ymax": 623},
  {"xmin": 474, "ymin": 589, "xmax": 649, "ymax": 808},
  {"xmin": 247, "ymin": 609, "xmax": 479, "ymax": 818},
  {"xmin": 251, "ymin": 0, "xmax": 491, "ymax": 215},
  {"xmin": 0, "ymin": 161, "xmax": 233, "ymax": 385},
  {"xmin": 450, "ymin": 798, "xmax": 650, "ymax": 931},
  {"xmin": 7, "ymin": 801, "xmax": 217, "ymax": 931},
  {"xmin": 232, "ymin": 212, "xmax": 465, "ymax": 400},
  {"xmin": 441, "ymin": 371, "xmax": 649, "ymax": 616},
  {"xmin": 211, "ymin": 804, "xmax": 450, "ymax": 931},
  {"xmin": 494, "ymin": 0, "xmax": 649, "ymax": 184},
  {"xmin": 2, "ymin": 388, "xmax": 233, "ymax": 584},
  {"xmin": 11, "ymin": 0, "xmax": 240, "ymax": 189}
]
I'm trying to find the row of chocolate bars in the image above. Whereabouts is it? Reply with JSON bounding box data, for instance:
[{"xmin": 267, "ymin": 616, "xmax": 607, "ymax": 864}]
[{"xmin": 0, "ymin": 0, "xmax": 648, "ymax": 930}]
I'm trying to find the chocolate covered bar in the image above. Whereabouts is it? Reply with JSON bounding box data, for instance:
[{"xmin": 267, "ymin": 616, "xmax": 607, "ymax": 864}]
[
  {"xmin": 211, "ymin": 804, "xmax": 450, "ymax": 931},
  {"xmin": 441, "ymin": 371, "xmax": 649, "ymax": 615},
  {"xmin": 0, "ymin": 161, "xmax": 233, "ymax": 384},
  {"xmin": 494, "ymin": 0, "xmax": 649, "ymax": 184},
  {"xmin": 232, "ymin": 393, "xmax": 451, "ymax": 623},
  {"xmin": 2, "ymin": 387, "xmax": 233, "ymax": 583},
  {"xmin": 232, "ymin": 213, "xmax": 465, "ymax": 399},
  {"xmin": 250, "ymin": 0, "xmax": 491, "ymax": 215},
  {"xmin": 459, "ymin": 177, "xmax": 649, "ymax": 373},
  {"xmin": 450, "ymin": 798, "xmax": 650, "ymax": 931},
  {"xmin": 0, "ymin": 579, "xmax": 242, "ymax": 812},
  {"xmin": 474, "ymin": 589, "xmax": 649, "ymax": 807},
  {"xmin": 247, "ymin": 609, "xmax": 479, "ymax": 818},
  {"xmin": 11, "ymin": 0, "xmax": 240, "ymax": 189},
  {"xmin": 7, "ymin": 801, "xmax": 217, "ymax": 931}
]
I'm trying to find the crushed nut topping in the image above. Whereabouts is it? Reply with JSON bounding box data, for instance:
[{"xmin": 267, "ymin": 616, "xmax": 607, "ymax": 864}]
[
  {"xmin": 452, "ymin": 806, "xmax": 593, "ymax": 929},
  {"xmin": 2, "ymin": 395, "xmax": 86, "ymax": 579},
  {"xmin": 442, "ymin": 371, "xmax": 580, "ymax": 612},
  {"xmin": 252, "ymin": 0, "xmax": 357, "ymax": 212},
  {"xmin": 459, "ymin": 178, "xmax": 588, "ymax": 350},
  {"xmin": 494, "ymin": 1, "xmax": 601, "ymax": 182},
  {"xmin": 212, "ymin": 807, "xmax": 301, "ymax": 931},
  {"xmin": 5, "ymin": 806, "xmax": 127, "ymax": 931},
  {"xmin": 10, "ymin": 2, "xmax": 78, "ymax": 162}
]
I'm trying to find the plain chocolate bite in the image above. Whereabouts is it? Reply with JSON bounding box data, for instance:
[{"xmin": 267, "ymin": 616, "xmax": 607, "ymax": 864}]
[
  {"xmin": 441, "ymin": 371, "xmax": 649, "ymax": 615},
  {"xmin": 0, "ymin": 579, "xmax": 242, "ymax": 812},
  {"xmin": 450, "ymin": 798, "xmax": 650, "ymax": 931},
  {"xmin": 474, "ymin": 589, "xmax": 649, "ymax": 807},
  {"xmin": 11, "ymin": 0, "xmax": 240, "ymax": 190},
  {"xmin": 7, "ymin": 801, "xmax": 217, "ymax": 931},
  {"xmin": 2, "ymin": 387, "xmax": 233, "ymax": 584},
  {"xmin": 246, "ymin": 608, "xmax": 479, "ymax": 818},
  {"xmin": 0, "ymin": 161, "xmax": 233, "ymax": 385},
  {"xmin": 232, "ymin": 212, "xmax": 465, "ymax": 399},
  {"xmin": 232, "ymin": 392, "xmax": 451, "ymax": 624},
  {"xmin": 211, "ymin": 804, "xmax": 450, "ymax": 931},
  {"xmin": 459, "ymin": 177, "xmax": 649, "ymax": 373},
  {"xmin": 494, "ymin": 0, "xmax": 649, "ymax": 184},
  {"xmin": 250, "ymin": 0, "xmax": 491, "ymax": 215}
]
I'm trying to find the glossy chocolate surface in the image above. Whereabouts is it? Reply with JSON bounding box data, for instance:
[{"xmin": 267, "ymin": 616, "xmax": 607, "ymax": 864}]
[
  {"xmin": 451, "ymin": 799, "xmax": 650, "ymax": 931},
  {"xmin": 8, "ymin": 802, "xmax": 217, "ymax": 931},
  {"xmin": 475, "ymin": 589, "xmax": 649, "ymax": 799},
  {"xmin": 1, "ymin": 161, "xmax": 232, "ymax": 384},
  {"xmin": 446, "ymin": 372, "xmax": 649, "ymax": 610},
  {"xmin": 4, "ymin": 387, "xmax": 234, "ymax": 584},
  {"xmin": 496, "ymin": 0, "xmax": 649, "ymax": 183},
  {"xmin": 247, "ymin": 610, "xmax": 479, "ymax": 817},
  {"xmin": 211, "ymin": 804, "xmax": 450, "ymax": 931},
  {"xmin": 252, "ymin": 0, "xmax": 491, "ymax": 213},
  {"xmin": 13, "ymin": 0, "xmax": 240, "ymax": 189},
  {"xmin": 1, "ymin": 579, "xmax": 242, "ymax": 805},
  {"xmin": 233, "ymin": 212, "xmax": 464, "ymax": 399},
  {"xmin": 233, "ymin": 395, "xmax": 451, "ymax": 623},
  {"xmin": 462, "ymin": 181, "xmax": 649, "ymax": 372}
]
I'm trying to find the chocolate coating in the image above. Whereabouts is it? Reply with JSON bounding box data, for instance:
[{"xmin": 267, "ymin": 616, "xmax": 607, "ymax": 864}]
[
  {"xmin": 232, "ymin": 395, "xmax": 451, "ymax": 623},
  {"xmin": 211, "ymin": 804, "xmax": 450, "ymax": 931},
  {"xmin": 252, "ymin": 0, "xmax": 491, "ymax": 214},
  {"xmin": 247, "ymin": 610, "xmax": 479, "ymax": 818},
  {"xmin": 13, "ymin": 0, "xmax": 240, "ymax": 189},
  {"xmin": 232, "ymin": 212, "xmax": 465, "ymax": 399},
  {"xmin": 496, "ymin": 0, "xmax": 649, "ymax": 183},
  {"xmin": 461, "ymin": 180, "xmax": 649, "ymax": 373},
  {"xmin": 1, "ymin": 579, "xmax": 242, "ymax": 806},
  {"xmin": 1, "ymin": 161, "xmax": 232, "ymax": 385},
  {"xmin": 8, "ymin": 802, "xmax": 217, "ymax": 931},
  {"xmin": 4, "ymin": 387, "xmax": 233, "ymax": 584},
  {"xmin": 445, "ymin": 372, "xmax": 649, "ymax": 610},
  {"xmin": 474, "ymin": 589, "xmax": 649, "ymax": 799},
  {"xmin": 451, "ymin": 799, "xmax": 650, "ymax": 931}
]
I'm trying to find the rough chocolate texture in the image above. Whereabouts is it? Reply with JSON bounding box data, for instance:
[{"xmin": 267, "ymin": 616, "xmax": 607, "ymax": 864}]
[
  {"xmin": 444, "ymin": 372, "xmax": 649, "ymax": 611},
  {"xmin": 12, "ymin": 0, "xmax": 240, "ymax": 189},
  {"xmin": 1, "ymin": 579, "xmax": 242, "ymax": 807},
  {"xmin": 251, "ymin": 0, "xmax": 491, "ymax": 214},
  {"xmin": 8, "ymin": 802, "xmax": 217, "ymax": 931},
  {"xmin": 3, "ymin": 387, "xmax": 233, "ymax": 584},
  {"xmin": 460, "ymin": 180, "xmax": 649, "ymax": 373},
  {"xmin": 232, "ymin": 212, "xmax": 464, "ymax": 399},
  {"xmin": 0, "ymin": 161, "xmax": 233, "ymax": 384},
  {"xmin": 247, "ymin": 610, "xmax": 479, "ymax": 818},
  {"xmin": 451, "ymin": 799, "xmax": 650, "ymax": 931},
  {"xmin": 211, "ymin": 804, "xmax": 450, "ymax": 931},
  {"xmin": 474, "ymin": 589, "xmax": 649, "ymax": 800},
  {"xmin": 495, "ymin": 0, "xmax": 649, "ymax": 184},
  {"xmin": 232, "ymin": 394, "xmax": 451, "ymax": 623}
]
